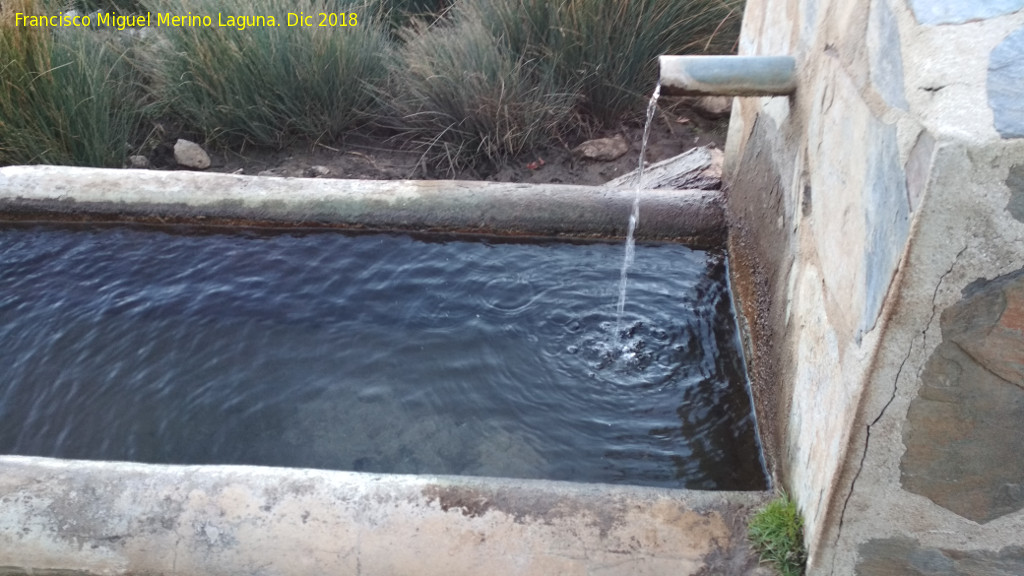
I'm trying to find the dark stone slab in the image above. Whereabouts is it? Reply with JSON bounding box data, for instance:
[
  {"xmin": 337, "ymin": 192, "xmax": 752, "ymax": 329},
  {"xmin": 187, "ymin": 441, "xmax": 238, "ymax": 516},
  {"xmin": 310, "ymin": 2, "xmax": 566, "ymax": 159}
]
[
  {"xmin": 901, "ymin": 268, "xmax": 1024, "ymax": 522},
  {"xmin": 989, "ymin": 28, "xmax": 1024, "ymax": 139},
  {"xmin": 910, "ymin": 0, "xmax": 1024, "ymax": 25},
  {"xmin": 1007, "ymin": 163, "xmax": 1024, "ymax": 222},
  {"xmin": 949, "ymin": 271, "xmax": 1024, "ymax": 385},
  {"xmin": 857, "ymin": 537, "xmax": 1024, "ymax": 576}
]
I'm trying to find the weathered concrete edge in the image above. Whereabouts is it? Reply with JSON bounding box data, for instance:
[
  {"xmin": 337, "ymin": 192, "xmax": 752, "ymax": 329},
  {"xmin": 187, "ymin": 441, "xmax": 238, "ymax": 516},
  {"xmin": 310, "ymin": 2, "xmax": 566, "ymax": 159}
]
[
  {"xmin": 0, "ymin": 166, "xmax": 726, "ymax": 247},
  {"xmin": 0, "ymin": 456, "xmax": 770, "ymax": 576}
]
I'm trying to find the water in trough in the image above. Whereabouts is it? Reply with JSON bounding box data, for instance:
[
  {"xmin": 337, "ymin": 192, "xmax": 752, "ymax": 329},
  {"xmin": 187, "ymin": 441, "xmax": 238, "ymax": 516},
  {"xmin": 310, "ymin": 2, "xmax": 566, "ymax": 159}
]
[{"xmin": 0, "ymin": 225, "xmax": 765, "ymax": 490}]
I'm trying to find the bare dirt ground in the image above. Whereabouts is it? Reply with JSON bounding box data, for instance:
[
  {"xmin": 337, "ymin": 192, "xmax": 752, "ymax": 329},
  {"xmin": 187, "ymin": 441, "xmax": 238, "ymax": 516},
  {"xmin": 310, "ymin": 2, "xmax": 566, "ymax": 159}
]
[{"xmin": 149, "ymin": 100, "xmax": 729, "ymax": 185}]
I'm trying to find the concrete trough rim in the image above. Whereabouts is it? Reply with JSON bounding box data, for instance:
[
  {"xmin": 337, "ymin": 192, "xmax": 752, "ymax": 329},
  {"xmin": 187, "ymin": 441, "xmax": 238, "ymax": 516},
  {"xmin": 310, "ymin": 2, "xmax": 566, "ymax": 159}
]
[
  {"xmin": 0, "ymin": 455, "xmax": 769, "ymax": 502},
  {"xmin": 0, "ymin": 455, "xmax": 770, "ymax": 576},
  {"xmin": 0, "ymin": 165, "xmax": 727, "ymax": 247}
]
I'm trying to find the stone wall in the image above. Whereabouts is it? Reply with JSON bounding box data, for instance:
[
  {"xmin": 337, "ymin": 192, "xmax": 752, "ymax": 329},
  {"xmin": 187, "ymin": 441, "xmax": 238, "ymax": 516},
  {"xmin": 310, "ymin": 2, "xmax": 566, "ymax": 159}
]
[{"xmin": 723, "ymin": 0, "xmax": 1024, "ymax": 573}]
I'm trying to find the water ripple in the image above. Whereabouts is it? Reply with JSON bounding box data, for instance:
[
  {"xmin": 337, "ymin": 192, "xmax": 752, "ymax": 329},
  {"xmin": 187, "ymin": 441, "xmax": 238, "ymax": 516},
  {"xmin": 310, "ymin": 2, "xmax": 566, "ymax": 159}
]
[{"xmin": 0, "ymin": 225, "xmax": 765, "ymax": 490}]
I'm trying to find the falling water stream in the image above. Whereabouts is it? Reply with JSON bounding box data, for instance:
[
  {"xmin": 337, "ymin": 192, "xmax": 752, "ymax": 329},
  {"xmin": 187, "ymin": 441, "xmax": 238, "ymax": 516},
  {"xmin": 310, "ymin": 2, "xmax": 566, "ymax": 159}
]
[{"xmin": 616, "ymin": 83, "xmax": 662, "ymax": 329}]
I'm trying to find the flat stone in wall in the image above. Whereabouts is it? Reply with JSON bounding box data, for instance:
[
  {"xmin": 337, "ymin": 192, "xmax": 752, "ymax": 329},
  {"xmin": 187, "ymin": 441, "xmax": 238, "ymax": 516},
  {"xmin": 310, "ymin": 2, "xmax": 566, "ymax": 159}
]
[
  {"xmin": 989, "ymin": 28, "xmax": 1024, "ymax": 139},
  {"xmin": 951, "ymin": 271, "xmax": 1024, "ymax": 384},
  {"xmin": 862, "ymin": 119, "xmax": 911, "ymax": 336},
  {"xmin": 901, "ymin": 268, "xmax": 1024, "ymax": 523},
  {"xmin": 909, "ymin": 0, "xmax": 1024, "ymax": 25},
  {"xmin": 855, "ymin": 537, "xmax": 1024, "ymax": 576},
  {"xmin": 799, "ymin": 0, "xmax": 819, "ymax": 48},
  {"xmin": 808, "ymin": 68, "xmax": 871, "ymax": 339},
  {"xmin": 1007, "ymin": 163, "xmax": 1024, "ymax": 222},
  {"xmin": 869, "ymin": 0, "xmax": 909, "ymax": 110},
  {"xmin": 905, "ymin": 131, "xmax": 935, "ymax": 214}
]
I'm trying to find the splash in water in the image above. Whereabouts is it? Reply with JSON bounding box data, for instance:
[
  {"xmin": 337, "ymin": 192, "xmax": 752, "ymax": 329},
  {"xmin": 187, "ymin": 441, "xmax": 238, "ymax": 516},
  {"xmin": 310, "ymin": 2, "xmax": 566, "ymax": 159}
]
[{"xmin": 616, "ymin": 83, "xmax": 661, "ymax": 331}]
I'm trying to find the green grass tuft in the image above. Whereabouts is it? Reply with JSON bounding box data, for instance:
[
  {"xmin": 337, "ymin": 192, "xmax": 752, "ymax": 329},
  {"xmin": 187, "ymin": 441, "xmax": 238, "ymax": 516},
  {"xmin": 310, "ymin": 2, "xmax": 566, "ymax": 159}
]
[
  {"xmin": 72, "ymin": 0, "xmax": 146, "ymax": 14},
  {"xmin": 139, "ymin": 0, "xmax": 392, "ymax": 148},
  {"xmin": 748, "ymin": 493, "xmax": 807, "ymax": 576},
  {"xmin": 379, "ymin": 0, "xmax": 449, "ymax": 30},
  {"xmin": 387, "ymin": 13, "xmax": 577, "ymax": 174},
  {"xmin": 388, "ymin": 0, "xmax": 743, "ymax": 172},
  {"xmin": 464, "ymin": 0, "xmax": 744, "ymax": 125},
  {"xmin": 0, "ymin": 0, "xmax": 145, "ymax": 167},
  {"xmin": 3, "ymin": 0, "xmax": 745, "ymax": 170}
]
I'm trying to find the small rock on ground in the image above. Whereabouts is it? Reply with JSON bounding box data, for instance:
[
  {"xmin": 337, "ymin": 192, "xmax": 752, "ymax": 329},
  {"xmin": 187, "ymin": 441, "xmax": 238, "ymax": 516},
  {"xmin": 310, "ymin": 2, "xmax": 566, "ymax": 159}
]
[
  {"xmin": 693, "ymin": 96, "xmax": 733, "ymax": 119},
  {"xmin": 304, "ymin": 165, "xmax": 331, "ymax": 178},
  {"xmin": 573, "ymin": 135, "xmax": 629, "ymax": 161},
  {"xmin": 127, "ymin": 155, "xmax": 149, "ymax": 169},
  {"xmin": 174, "ymin": 139, "xmax": 211, "ymax": 170}
]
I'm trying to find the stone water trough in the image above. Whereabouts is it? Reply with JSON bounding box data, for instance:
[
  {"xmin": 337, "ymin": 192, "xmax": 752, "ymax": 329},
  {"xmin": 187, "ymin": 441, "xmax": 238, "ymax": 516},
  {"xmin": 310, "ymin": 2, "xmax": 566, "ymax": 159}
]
[{"xmin": 0, "ymin": 164, "xmax": 772, "ymax": 576}]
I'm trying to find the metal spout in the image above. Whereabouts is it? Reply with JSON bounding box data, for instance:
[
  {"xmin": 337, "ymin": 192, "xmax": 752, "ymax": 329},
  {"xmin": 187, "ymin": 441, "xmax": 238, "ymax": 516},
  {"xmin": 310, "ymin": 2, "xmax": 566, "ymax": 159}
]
[{"xmin": 659, "ymin": 55, "xmax": 796, "ymax": 97}]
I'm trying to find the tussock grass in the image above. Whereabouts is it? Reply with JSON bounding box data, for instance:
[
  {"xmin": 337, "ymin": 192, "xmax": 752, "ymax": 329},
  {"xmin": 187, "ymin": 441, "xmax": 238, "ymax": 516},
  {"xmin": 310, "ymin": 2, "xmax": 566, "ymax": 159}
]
[
  {"xmin": 139, "ymin": 0, "xmax": 391, "ymax": 148},
  {"xmin": 380, "ymin": 0, "xmax": 449, "ymax": 29},
  {"xmin": 73, "ymin": 0, "xmax": 146, "ymax": 14},
  {"xmin": 3, "ymin": 0, "xmax": 744, "ymax": 171},
  {"xmin": 390, "ymin": 0, "xmax": 741, "ymax": 171},
  {"xmin": 467, "ymin": 0, "xmax": 744, "ymax": 125},
  {"xmin": 0, "ymin": 0, "xmax": 144, "ymax": 167},
  {"xmin": 459, "ymin": 0, "xmax": 560, "ymax": 62},
  {"xmin": 388, "ymin": 14, "xmax": 577, "ymax": 174},
  {"xmin": 748, "ymin": 493, "xmax": 807, "ymax": 576},
  {"xmin": 556, "ymin": 0, "xmax": 743, "ymax": 123}
]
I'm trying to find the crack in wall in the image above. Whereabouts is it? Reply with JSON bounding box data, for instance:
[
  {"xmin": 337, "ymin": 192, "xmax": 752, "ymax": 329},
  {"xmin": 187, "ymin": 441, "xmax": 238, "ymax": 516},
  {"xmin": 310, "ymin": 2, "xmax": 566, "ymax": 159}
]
[
  {"xmin": 919, "ymin": 247, "xmax": 969, "ymax": 356},
  {"xmin": 172, "ymin": 534, "xmax": 181, "ymax": 575},
  {"xmin": 827, "ymin": 245, "xmax": 967, "ymax": 576}
]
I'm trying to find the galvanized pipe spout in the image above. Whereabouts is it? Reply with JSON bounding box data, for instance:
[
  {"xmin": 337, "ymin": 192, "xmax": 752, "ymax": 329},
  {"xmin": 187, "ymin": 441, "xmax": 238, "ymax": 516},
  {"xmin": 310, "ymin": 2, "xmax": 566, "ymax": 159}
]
[{"xmin": 658, "ymin": 55, "xmax": 796, "ymax": 97}]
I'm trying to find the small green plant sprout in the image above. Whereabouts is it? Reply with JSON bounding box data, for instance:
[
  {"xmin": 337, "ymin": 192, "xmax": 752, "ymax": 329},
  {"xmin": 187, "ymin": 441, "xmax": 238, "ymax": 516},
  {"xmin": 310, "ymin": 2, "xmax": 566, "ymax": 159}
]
[{"xmin": 748, "ymin": 492, "xmax": 807, "ymax": 576}]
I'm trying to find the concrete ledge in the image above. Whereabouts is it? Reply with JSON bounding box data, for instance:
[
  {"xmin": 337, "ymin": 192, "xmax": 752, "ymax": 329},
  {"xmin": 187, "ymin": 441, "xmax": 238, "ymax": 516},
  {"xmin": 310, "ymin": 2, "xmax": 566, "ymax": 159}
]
[
  {"xmin": 0, "ymin": 456, "xmax": 769, "ymax": 576},
  {"xmin": 0, "ymin": 166, "xmax": 726, "ymax": 246}
]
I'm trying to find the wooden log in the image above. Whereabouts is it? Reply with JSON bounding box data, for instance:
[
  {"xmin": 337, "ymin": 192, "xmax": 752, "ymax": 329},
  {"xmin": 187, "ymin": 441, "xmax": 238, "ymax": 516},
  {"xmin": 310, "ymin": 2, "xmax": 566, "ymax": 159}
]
[{"xmin": 604, "ymin": 146, "xmax": 723, "ymax": 191}]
